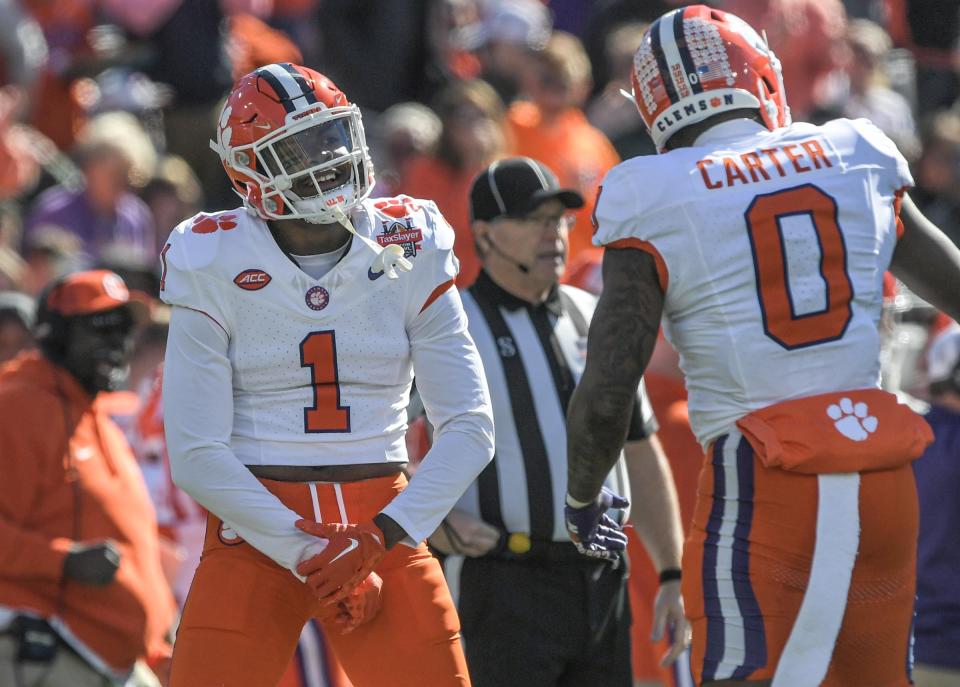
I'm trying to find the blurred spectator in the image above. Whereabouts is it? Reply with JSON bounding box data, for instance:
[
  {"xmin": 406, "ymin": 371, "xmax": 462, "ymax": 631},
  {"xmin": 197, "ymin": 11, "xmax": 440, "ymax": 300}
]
[
  {"xmin": 267, "ymin": 0, "xmax": 322, "ymax": 68},
  {"xmin": 0, "ymin": 0, "xmax": 47, "ymax": 107},
  {"xmin": 0, "ymin": 289, "xmax": 34, "ymax": 362},
  {"xmin": 126, "ymin": 365, "xmax": 206, "ymax": 607},
  {"xmin": 99, "ymin": 261, "xmax": 159, "ymax": 310},
  {"xmin": 140, "ymin": 154, "xmax": 203, "ymax": 253},
  {"xmin": 371, "ymin": 102, "xmax": 442, "ymax": 197},
  {"xmin": 887, "ymin": 0, "xmax": 960, "ymax": 116},
  {"xmin": 399, "ymin": 79, "xmax": 511, "ymax": 286},
  {"xmin": 0, "ymin": 246, "xmax": 24, "ymax": 290},
  {"xmin": 725, "ymin": 0, "xmax": 848, "ymax": 122},
  {"xmin": 424, "ymin": 0, "xmax": 483, "ymax": 86},
  {"xmin": 585, "ymin": 22, "xmax": 655, "ymax": 159},
  {"xmin": 0, "ymin": 270, "xmax": 175, "ymax": 686},
  {"xmin": 22, "ymin": 0, "xmax": 96, "ymax": 150},
  {"xmin": 79, "ymin": 111, "xmax": 158, "ymax": 190},
  {"xmin": 316, "ymin": 0, "xmax": 432, "ymax": 111},
  {"xmin": 911, "ymin": 110, "xmax": 960, "ymax": 246},
  {"xmin": 126, "ymin": 307, "xmax": 167, "ymax": 398},
  {"xmin": 912, "ymin": 324, "xmax": 960, "ymax": 687},
  {"xmin": 547, "ymin": 0, "xmax": 591, "ymax": 38},
  {"xmin": 579, "ymin": 0, "xmax": 671, "ymax": 100},
  {"xmin": 474, "ymin": 0, "xmax": 552, "ymax": 104},
  {"xmin": 815, "ymin": 19, "xmax": 919, "ymax": 159},
  {"xmin": 23, "ymin": 137, "xmax": 157, "ymax": 271},
  {"xmin": 508, "ymin": 31, "xmax": 620, "ymax": 264},
  {"xmin": 841, "ymin": 0, "xmax": 888, "ymax": 20},
  {"xmin": 0, "ymin": 0, "xmax": 47, "ymax": 204},
  {"xmin": 0, "ymin": 84, "xmax": 41, "ymax": 200},
  {"xmin": 226, "ymin": 11, "xmax": 303, "ymax": 82},
  {"xmin": 123, "ymin": 0, "xmax": 234, "ymax": 209},
  {"xmin": 19, "ymin": 227, "xmax": 82, "ymax": 295}
]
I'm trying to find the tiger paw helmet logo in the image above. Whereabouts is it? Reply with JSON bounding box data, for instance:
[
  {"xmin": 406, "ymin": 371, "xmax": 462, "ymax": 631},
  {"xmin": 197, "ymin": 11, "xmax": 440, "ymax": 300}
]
[
  {"xmin": 827, "ymin": 398, "xmax": 878, "ymax": 442},
  {"xmin": 191, "ymin": 213, "xmax": 238, "ymax": 234}
]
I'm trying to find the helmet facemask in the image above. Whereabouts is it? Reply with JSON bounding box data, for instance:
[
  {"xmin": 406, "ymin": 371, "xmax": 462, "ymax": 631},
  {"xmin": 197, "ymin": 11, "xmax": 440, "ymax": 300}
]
[{"xmin": 221, "ymin": 104, "xmax": 374, "ymax": 225}]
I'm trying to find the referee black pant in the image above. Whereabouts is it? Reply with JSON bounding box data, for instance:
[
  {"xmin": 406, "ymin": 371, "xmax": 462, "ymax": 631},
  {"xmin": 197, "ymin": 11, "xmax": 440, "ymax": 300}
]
[{"xmin": 451, "ymin": 551, "xmax": 632, "ymax": 687}]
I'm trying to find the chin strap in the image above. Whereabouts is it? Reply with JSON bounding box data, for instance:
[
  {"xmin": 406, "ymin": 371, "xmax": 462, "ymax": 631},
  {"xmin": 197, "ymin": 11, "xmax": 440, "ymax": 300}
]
[{"xmin": 331, "ymin": 205, "xmax": 413, "ymax": 280}]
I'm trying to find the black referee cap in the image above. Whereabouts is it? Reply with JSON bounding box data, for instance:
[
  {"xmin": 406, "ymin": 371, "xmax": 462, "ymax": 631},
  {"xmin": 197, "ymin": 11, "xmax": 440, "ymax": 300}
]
[{"xmin": 470, "ymin": 157, "xmax": 584, "ymax": 222}]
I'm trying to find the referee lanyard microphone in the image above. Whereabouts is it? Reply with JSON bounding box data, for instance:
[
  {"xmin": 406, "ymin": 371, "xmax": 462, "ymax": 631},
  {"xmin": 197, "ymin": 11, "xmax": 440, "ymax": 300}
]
[{"xmin": 483, "ymin": 234, "xmax": 531, "ymax": 274}]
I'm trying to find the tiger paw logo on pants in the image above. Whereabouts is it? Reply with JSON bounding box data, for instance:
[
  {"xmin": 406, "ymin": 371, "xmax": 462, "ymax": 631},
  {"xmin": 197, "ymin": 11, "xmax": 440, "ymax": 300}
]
[{"xmin": 827, "ymin": 398, "xmax": 878, "ymax": 441}]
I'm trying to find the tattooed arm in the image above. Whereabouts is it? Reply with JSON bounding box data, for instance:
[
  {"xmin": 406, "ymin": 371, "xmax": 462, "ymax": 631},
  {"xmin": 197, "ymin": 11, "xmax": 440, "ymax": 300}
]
[
  {"xmin": 891, "ymin": 193, "xmax": 960, "ymax": 322},
  {"xmin": 566, "ymin": 247, "xmax": 665, "ymax": 503}
]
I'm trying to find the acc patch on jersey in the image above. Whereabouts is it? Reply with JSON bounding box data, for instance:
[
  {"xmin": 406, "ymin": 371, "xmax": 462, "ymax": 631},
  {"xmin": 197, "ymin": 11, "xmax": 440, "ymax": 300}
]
[{"xmin": 233, "ymin": 269, "xmax": 272, "ymax": 291}]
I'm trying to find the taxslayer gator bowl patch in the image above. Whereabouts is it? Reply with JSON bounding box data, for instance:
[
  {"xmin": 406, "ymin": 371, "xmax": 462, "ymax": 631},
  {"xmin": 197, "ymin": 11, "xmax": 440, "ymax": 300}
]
[{"xmin": 377, "ymin": 218, "xmax": 423, "ymax": 259}]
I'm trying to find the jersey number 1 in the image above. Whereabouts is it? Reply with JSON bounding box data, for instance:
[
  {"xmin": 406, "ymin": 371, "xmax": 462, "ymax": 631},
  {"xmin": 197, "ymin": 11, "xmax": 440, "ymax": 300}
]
[
  {"xmin": 745, "ymin": 184, "xmax": 853, "ymax": 350},
  {"xmin": 300, "ymin": 331, "xmax": 351, "ymax": 433}
]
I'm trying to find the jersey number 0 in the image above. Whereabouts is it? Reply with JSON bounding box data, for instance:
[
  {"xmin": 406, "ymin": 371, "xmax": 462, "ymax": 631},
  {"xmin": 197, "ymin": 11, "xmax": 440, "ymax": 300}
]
[
  {"xmin": 300, "ymin": 331, "xmax": 351, "ymax": 432},
  {"xmin": 745, "ymin": 183, "xmax": 854, "ymax": 350}
]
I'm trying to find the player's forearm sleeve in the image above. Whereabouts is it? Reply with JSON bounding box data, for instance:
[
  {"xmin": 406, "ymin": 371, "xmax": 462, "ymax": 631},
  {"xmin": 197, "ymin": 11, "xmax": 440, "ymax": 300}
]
[
  {"xmin": 381, "ymin": 289, "xmax": 495, "ymax": 544},
  {"xmin": 163, "ymin": 306, "xmax": 322, "ymax": 575}
]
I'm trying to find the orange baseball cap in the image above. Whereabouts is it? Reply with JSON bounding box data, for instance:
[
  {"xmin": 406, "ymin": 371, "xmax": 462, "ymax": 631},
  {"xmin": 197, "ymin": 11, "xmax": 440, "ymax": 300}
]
[{"xmin": 44, "ymin": 270, "xmax": 131, "ymax": 317}]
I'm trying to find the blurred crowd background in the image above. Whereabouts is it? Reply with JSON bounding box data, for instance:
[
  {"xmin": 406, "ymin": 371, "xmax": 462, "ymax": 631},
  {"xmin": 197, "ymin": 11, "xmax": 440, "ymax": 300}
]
[{"xmin": 1, "ymin": 1, "xmax": 960, "ymax": 685}]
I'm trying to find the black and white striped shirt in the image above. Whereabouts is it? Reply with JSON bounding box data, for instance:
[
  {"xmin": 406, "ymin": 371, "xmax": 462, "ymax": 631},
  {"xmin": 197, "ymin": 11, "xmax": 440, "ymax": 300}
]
[{"xmin": 452, "ymin": 271, "xmax": 657, "ymax": 542}]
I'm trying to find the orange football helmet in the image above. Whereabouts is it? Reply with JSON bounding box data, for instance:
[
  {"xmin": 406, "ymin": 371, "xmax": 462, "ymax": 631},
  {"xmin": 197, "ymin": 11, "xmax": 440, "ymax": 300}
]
[
  {"xmin": 210, "ymin": 63, "xmax": 374, "ymax": 224},
  {"xmin": 630, "ymin": 5, "xmax": 790, "ymax": 151}
]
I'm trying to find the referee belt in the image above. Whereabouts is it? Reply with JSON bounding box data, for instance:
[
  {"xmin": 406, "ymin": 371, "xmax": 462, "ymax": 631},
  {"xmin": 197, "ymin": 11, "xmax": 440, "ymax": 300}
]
[{"xmin": 484, "ymin": 533, "xmax": 623, "ymax": 567}]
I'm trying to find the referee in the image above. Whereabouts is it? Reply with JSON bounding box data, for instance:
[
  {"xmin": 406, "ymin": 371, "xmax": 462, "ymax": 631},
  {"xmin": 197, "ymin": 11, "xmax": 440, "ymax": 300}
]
[{"xmin": 430, "ymin": 157, "xmax": 688, "ymax": 687}]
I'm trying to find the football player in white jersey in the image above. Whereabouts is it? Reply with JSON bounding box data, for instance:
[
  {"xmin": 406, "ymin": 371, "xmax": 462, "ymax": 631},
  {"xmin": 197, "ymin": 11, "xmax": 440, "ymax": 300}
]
[
  {"xmin": 159, "ymin": 63, "xmax": 494, "ymax": 687},
  {"xmin": 564, "ymin": 6, "xmax": 960, "ymax": 687}
]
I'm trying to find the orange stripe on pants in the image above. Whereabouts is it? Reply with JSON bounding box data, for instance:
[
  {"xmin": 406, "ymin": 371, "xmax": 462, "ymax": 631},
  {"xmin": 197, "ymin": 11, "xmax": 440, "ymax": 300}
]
[{"xmin": 170, "ymin": 474, "xmax": 470, "ymax": 687}]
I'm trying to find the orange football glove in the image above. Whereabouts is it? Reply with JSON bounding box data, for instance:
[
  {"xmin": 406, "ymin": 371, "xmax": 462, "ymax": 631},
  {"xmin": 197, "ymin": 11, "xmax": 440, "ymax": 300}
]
[
  {"xmin": 334, "ymin": 571, "xmax": 383, "ymax": 634},
  {"xmin": 295, "ymin": 519, "xmax": 386, "ymax": 603}
]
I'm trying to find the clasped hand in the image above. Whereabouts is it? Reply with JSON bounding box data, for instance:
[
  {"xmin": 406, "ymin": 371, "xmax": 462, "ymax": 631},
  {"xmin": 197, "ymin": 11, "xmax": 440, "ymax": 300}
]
[
  {"xmin": 296, "ymin": 519, "xmax": 387, "ymax": 632},
  {"xmin": 296, "ymin": 519, "xmax": 385, "ymax": 601}
]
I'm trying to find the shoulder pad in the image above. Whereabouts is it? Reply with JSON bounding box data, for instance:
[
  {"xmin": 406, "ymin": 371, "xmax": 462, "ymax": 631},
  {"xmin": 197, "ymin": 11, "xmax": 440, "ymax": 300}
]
[
  {"xmin": 158, "ymin": 209, "xmax": 251, "ymax": 323},
  {"xmin": 367, "ymin": 196, "xmax": 455, "ymax": 254},
  {"xmin": 592, "ymin": 161, "xmax": 646, "ymax": 247},
  {"xmin": 848, "ymin": 117, "xmax": 906, "ymax": 160},
  {"xmin": 825, "ymin": 118, "xmax": 913, "ymax": 191},
  {"xmin": 162, "ymin": 209, "xmax": 247, "ymax": 275}
]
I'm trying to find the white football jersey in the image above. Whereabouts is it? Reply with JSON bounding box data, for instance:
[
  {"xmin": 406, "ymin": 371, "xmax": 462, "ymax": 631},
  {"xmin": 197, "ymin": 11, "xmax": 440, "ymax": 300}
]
[
  {"xmin": 160, "ymin": 196, "xmax": 458, "ymax": 467},
  {"xmin": 593, "ymin": 118, "xmax": 913, "ymax": 447}
]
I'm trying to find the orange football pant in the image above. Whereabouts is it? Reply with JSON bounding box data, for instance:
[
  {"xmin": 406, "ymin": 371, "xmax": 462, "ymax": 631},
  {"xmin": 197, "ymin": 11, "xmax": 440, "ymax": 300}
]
[
  {"xmin": 683, "ymin": 431, "xmax": 917, "ymax": 686},
  {"xmin": 170, "ymin": 474, "xmax": 470, "ymax": 687}
]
